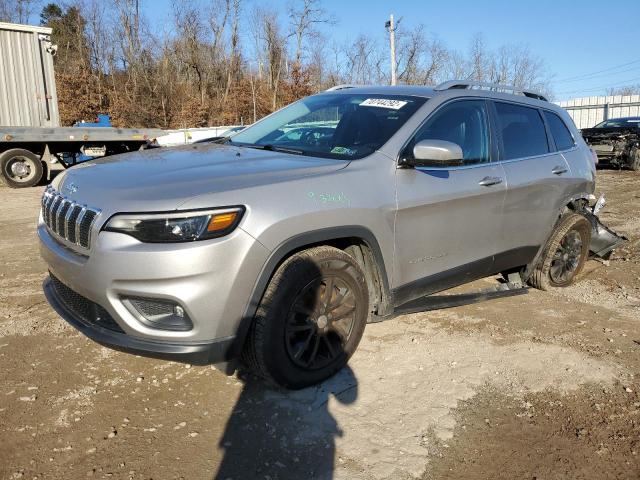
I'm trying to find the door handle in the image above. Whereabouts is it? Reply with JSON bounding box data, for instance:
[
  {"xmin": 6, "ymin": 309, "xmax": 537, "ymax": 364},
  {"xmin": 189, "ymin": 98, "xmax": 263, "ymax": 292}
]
[
  {"xmin": 552, "ymin": 166, "xmax": 568, "ymax": 175},
  {"xmin": 478, "ymin": 176, "xmax": 503, "ymax": 187}
]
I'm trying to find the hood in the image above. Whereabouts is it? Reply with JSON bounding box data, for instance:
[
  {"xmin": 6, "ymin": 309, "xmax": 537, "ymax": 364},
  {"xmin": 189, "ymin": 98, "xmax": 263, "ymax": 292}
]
[
  {"xmin": 54, "ymin": 144, "xmax": 349, "ymax": 212},
  {"xmin": 581, "ymin": 126, "xmax": 640, "ymax": 139}
]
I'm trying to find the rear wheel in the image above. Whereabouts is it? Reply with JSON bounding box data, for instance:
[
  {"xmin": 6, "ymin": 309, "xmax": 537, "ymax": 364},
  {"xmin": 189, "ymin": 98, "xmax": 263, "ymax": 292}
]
[
  {"xmin": 242, "ymin": 246, "xmax": 369, "ymax": 389},
  {"xmin": 0, "ymin": 149, "xmax": 43, "ymax": 188},
  {"xmin": 529, "ymin": 213, "xmax": 591, "ymax": 290}
]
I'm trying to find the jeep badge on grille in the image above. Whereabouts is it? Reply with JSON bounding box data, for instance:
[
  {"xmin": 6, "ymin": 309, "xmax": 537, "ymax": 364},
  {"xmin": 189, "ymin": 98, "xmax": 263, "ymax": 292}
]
[{"xmin": 64, "ymin": 183, "xmax": 79, "ymax": 194}]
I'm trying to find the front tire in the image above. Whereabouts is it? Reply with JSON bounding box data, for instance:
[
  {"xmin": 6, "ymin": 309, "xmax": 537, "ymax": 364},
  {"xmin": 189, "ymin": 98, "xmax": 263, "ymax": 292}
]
[
  {"xmin": 529, "ymin": 213, "xmax": 591, "ymax": 290},
  {"xmin": 242, "ymin": 246, "xmax": 369, "ymax": 389},
  {"xmin": 0, "ymin": 149, "xmax": 43, "ymax": 188},
  {"xmin": 628, "ymin": 147, "xmax": 640, "ymax": 171}
]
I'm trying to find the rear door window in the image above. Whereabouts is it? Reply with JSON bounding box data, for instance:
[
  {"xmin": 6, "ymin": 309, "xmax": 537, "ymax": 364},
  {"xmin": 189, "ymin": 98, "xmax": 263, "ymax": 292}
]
[
  {"xmin": 494, "ymin": 102, "xmax": 549, "ymax": 160},
  {"xmin": 543, "ymin": 111, "xmax": 575, "ymax": 151}
]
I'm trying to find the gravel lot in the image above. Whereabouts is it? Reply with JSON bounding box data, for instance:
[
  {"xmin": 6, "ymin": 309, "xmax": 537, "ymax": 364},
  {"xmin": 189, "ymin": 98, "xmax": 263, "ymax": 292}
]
[{"xmin": 1, "ymin": 170, "xmax": 639, "ymax": 480}]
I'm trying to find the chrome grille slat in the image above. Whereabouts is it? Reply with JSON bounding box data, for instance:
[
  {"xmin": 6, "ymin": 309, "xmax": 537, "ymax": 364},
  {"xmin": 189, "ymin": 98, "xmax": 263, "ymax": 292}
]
[
  {"xmin": 44, "ymin": 194, "xmax": 53, "ymax": 225},
  {"xmin": 50, "ymin": 196, "xmax": 62, "ymax": 234},
  {"xmin": 75, "ymin": 207, "xmax": 87, "ymax": 246},
  {"xmin": 41, "ymin": 187, "xmax": 100, "ymax": 249},
  {"xmin": 79, "ymin": 210, "xmax": 97, "ymax": 247},
  {"xmin": 42, "ymin": 191, "xmax": 54, "ymax": 224},
  {"xmin": 67, "ymin": 205, "xmax": 82, "ymax": 244},
  {"xmin": 57, "ymin": 200, "xmax": 71, "ymax": 235},
  {"xmin": 64, "ymin": 201, "xmax": 76, "ymax": 238}
]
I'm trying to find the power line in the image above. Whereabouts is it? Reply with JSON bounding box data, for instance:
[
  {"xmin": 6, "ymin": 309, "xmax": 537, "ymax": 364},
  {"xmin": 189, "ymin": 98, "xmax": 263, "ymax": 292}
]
[
  {"xmin": 555, "ymin": 64, "xmax": 640, "ymax": 84},
  {"xmin": 556, "ymin": 75, "xmax": 640, "ymax": 96},
  {"xmin": 555, "ymin": 58, "xmax": 640, "ymax": 83}
]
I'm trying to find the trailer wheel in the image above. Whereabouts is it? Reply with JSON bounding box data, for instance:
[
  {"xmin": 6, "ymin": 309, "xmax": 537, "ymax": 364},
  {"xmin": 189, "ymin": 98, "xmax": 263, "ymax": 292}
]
[
  {"xmin": 0, "ymin": 149, "xmax": 43, "ymax": 188},
  {"xmin": 629, "ymin": 147, "xmax": 640, "ymax": 171}
]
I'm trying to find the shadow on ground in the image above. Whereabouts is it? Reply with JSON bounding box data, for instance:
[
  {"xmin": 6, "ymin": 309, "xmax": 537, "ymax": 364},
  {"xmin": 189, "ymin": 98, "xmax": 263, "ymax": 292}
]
[{"xmin": 214, "ymin": 367, "xmax": 358, "ymax": 480}]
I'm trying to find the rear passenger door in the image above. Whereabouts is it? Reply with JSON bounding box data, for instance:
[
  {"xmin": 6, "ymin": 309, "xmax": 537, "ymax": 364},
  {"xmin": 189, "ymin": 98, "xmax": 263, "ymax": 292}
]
[{"xmin": 491, "ymin": 101, "xmax": 573, "ymax": 272}]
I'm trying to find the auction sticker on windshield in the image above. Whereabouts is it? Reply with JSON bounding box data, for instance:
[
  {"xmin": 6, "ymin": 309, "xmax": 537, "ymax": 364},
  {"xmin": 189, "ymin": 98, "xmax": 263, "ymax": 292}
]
[{"xmin": 360, "ymin": 98, "xmax": 408, "ymax": 110}]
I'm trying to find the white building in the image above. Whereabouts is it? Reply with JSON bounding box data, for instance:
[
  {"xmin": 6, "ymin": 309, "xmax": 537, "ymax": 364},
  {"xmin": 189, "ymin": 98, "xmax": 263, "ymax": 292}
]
[{"xmin": 556, "ymin": 95, "xmax": 640, "ymax": 129}]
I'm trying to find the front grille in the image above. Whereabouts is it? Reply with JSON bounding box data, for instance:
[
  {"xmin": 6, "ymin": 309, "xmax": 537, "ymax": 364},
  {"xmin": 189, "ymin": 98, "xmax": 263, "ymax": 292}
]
[
  {"xmin": 41, "ymin": 186, "xmax": 100, "ymax": 249},
  {"xmin": 50, "ymin": 273, "xmax": 124, "ymax": 333}
]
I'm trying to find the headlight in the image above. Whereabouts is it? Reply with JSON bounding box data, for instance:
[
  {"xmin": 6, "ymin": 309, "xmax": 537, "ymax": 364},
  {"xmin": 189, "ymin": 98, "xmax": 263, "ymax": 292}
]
[{"xmin": 103, "ymin": 207, "xmax": 244, "ymax": 243}]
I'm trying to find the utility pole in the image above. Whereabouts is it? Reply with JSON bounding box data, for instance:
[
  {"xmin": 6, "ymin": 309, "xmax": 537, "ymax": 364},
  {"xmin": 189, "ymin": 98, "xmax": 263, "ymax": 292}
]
[{"xmin": 385, "ymin": 14, "xmax": 397, "ymax": 85}]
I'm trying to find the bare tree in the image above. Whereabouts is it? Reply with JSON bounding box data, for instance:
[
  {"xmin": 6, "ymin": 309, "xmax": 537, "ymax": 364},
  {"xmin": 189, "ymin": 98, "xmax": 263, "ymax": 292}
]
[
  {"xmin": 250, "ymin": 7, "xmax": 287, "ymax": 109},
  {"xmin": 440, "ymin": 34, "xmax": 550, "ymax": 95},
  {"xmin": 441, "ymin": 50, "xmax": 467, "ymax": 82},
  {"xmin": 224, "ymin": 0, "xmax": 242, "ymax": 103},
  {"xmin": 0, "ymin": 0, "xmax": 39, "ymax": 23},
  {"xmin": 468, "ymin": 34, "xmax": 491, "ymax": 82},
  {"xmin": 173, "ymin": 1, "xmax": 207, "ymax": 104},
  {"xmin": 395, "ymin": 24, "xmax": 448, "ymax": 85},
  {"xmin": 287, "ymin": 0, "xmax": 334, "ymax": 67},
  {"xmin": 342, "ymin": 34, "xmax": 385, "ymax": 84},
  {"xmin": 0, "ymin": 0, "xmax": 12, "ymax": 21},
  {"xmin": 113, "ymin": 0, "xmax": 142, "ymax": 70},
  {"xmin": 33, "ymin": 1, "xmax": 553, "ymax": 128},
  {"xmin": 606, "ymin": 85, "xmax": 640, "ymax": 96}
]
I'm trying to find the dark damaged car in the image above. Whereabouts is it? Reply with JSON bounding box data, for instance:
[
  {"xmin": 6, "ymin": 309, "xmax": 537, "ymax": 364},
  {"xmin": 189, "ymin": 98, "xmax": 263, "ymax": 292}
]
[{"xmin": 582, "ymin": 117, "xmax": 640, "ymax": 170}]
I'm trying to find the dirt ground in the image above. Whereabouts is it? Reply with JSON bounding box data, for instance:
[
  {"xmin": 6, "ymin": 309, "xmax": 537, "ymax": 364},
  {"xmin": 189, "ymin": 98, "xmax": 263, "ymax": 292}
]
[{"xmin": 0, "ymin": 170, "xmax": 639, "ymax": 480}]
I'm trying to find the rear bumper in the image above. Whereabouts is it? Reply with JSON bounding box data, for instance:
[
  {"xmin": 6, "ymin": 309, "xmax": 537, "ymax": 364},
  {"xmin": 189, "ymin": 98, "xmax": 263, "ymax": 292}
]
[{"xmin": 44, "ymin": 277, "xmax": 235, "ymax": 364}]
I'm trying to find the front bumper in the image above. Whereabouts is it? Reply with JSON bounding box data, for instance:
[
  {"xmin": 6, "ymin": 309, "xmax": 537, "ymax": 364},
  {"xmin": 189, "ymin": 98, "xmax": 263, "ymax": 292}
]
[
  {"xmin": 44, "ymin": 276, "xmax": 234, "ymax": 364},
  {"xmin": 39, "ymin": 218, "xmax": 270, "ymax": 361}
]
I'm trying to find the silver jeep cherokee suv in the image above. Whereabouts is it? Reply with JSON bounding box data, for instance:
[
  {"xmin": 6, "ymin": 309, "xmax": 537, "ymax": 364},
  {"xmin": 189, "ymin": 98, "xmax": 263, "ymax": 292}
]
[{"xmin": 40, "ymin": 81, "xmax": 598, "ymax": 388}]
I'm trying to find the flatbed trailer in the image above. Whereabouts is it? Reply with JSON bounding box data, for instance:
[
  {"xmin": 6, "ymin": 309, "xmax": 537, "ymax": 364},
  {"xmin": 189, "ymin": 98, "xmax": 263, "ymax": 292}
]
[
  {"xmin": 0, "ymin": 127, "xmax": 164, "ymax": 188},
  {"xmin": 0, "ymin": 22, "xmax": 167, "ymax": 188}
]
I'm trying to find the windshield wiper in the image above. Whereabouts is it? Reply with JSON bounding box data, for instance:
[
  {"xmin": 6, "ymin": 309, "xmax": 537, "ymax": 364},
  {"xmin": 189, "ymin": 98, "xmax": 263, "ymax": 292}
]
[
  {"xmin": 237, "ymin": 143, "xmax": 305, "ymax": 155},
  {"xmin": 265, "ymin": 144, "xmax": 305, "ymax": 155}
]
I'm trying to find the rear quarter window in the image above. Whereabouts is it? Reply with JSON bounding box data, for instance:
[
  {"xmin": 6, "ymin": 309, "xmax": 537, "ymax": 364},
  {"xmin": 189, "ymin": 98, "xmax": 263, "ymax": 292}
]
[
  {"xmin": 543, "ymin": 111, "xmax": 575, "ymax": 151},
  {"xmin": 495, "ymin": 102, "xmax": 549, "ymax": 160}
]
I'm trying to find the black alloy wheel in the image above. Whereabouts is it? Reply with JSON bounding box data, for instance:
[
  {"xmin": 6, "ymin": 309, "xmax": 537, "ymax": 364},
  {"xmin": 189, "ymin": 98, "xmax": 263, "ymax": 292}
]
[{"xmin": 285, "ymin": 274, "xmax": 358, "ymax": 370}]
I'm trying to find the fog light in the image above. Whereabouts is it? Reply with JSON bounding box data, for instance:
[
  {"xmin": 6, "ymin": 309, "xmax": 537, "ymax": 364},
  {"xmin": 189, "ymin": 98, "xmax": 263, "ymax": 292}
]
[{"xmin": 121, "ymin": 297, "xmax": 193, "ymax": 331}]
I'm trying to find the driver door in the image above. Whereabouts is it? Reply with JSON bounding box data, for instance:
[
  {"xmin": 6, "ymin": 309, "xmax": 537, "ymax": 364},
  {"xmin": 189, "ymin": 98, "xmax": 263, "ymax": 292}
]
[{"xmin": 393, "ymin": 99, "xmax": 507, "ymax": 305}]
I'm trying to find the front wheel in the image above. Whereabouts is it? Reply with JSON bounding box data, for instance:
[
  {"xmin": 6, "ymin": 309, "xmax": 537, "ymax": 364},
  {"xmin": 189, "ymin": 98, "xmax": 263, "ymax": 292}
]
[
  {"xmin": 242, "ymin": 246, "xmax": 369, "ymax": 389},
  {"xmin": 529, "ymin": 213, "xmax": 591, "ymax": 290},
  {"xmin": 0, "ymin": 149, "xmax": 44, "ymax": 188},
  {"xmin": 628, "ymin": 147, "xmax": 640, "ymax": 171}
]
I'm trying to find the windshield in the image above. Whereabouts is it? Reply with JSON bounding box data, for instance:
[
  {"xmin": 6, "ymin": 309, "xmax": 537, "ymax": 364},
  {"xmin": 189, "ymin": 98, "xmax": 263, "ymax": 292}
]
[
  {"xmin": 230, "ymin": 93, "xmax": 427, "ymax": 159},
  {"xmin": 594, "ymin": 118, "xmax": 640, "ymax": 128}
]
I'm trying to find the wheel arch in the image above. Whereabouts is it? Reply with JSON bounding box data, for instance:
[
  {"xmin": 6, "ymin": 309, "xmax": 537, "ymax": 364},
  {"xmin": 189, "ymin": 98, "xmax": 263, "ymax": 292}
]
[
  {"xmin": 0, "ymin": 144, "xmax": 46, "ymax": 157},
  {"xmin": 522, "ymin": 192, "xmax": 594, "ymax": 281},
  {"xmin": 564, "ymin": 192, "xmax": 593, "ymax": 213},
  {"xmin": 227, "ymin": 226, "xmax": 392, "ymax": 359}
]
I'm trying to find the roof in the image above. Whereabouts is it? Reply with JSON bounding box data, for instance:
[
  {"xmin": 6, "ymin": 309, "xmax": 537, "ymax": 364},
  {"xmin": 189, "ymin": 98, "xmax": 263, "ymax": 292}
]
[
  {"xmin": 0, "ymin": 22, "xmax": 53, "ymax": 35},
  {"xmin": 321, "ymin": 85, "xmax": 437, "ymax": 98},
  {"xmin": 605, "ymin": 116, "xmax": 640, "ymax": 121},
  {"xmin": 321, "ymin": 82, "xmax": 549, "ymax": 104}
]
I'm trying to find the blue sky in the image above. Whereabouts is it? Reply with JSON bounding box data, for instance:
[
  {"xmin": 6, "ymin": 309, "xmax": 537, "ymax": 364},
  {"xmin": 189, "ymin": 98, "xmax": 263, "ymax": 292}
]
[{"xmin": 142, "ymin": 0, "xmax": 639, "ymax": 100}]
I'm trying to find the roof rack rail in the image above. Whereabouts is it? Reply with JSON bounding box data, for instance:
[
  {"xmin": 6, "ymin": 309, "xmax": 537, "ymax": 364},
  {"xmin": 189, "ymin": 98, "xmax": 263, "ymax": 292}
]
[
  {"xmin": 324, "ymin": 84, "xmax": 360, "ymax": 91},
  {"xmin": 434, "ymin": 80, "xmax": 548, "ymax": 102}
]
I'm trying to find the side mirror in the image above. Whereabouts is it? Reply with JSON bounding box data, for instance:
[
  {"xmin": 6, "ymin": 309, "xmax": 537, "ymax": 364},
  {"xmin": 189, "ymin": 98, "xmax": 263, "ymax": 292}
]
[{"xmin": 400, "ymin": 139, "xmax": 464, "ymax": 168}]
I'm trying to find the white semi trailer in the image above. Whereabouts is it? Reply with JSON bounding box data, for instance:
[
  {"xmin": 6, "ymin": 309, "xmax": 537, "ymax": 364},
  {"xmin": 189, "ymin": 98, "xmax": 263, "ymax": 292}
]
[{"xmin": 0, "ymin": 22, "xmax": 162, "ymax": 188}]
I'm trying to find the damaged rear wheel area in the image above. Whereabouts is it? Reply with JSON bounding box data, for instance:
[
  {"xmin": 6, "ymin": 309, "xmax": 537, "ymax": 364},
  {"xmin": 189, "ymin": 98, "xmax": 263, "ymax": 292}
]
[
  {"xmin": 529, "ymin": 213, "xmax": 591, "ymax": 290},
  {"xmin": 527, "ymin": 196, "xmax": 627, "ymax": 291},
  {"xmin": 578, "ymin": 194, "xmax": 628, "ymax": 260}
]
